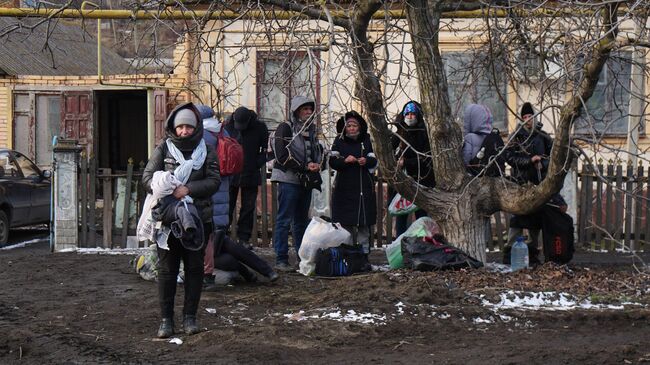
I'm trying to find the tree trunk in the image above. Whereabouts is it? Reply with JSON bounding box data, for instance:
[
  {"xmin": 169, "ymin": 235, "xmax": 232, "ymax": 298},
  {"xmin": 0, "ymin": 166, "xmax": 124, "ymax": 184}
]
[{"xmin": 439, "ymin": 203, "xmax": 489, "ymax": 263}]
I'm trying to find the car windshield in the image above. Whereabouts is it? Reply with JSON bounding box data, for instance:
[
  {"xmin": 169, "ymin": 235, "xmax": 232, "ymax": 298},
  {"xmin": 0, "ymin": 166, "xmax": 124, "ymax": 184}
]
[
  {"xmin": 14, "ymin": 153, "xmax": 40, "ymax": 178},
  {"xmin": 0, "ymin": 151, "xmax": 20, "ymax": 178}
]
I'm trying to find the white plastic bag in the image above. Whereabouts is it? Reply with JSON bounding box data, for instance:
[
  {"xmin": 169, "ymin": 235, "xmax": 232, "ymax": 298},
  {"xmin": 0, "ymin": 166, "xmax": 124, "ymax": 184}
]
[
  {"xmin": 298, "ymin": 217, "xmax": 352, "ymax": 276},
  {"xmin": 388, "ymin": 193, "xmax": 418, "ymax": 216}
]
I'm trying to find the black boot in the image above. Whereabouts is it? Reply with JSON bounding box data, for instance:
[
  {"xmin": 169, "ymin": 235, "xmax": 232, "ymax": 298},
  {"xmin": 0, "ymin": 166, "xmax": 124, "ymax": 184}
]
[
  {"xmin": 183, "ymin": 315, "xmax": 200, "ymax": 335},
  {"xmin": 157, "ymin": 318, "xmax": 174, "ymax": 338}
]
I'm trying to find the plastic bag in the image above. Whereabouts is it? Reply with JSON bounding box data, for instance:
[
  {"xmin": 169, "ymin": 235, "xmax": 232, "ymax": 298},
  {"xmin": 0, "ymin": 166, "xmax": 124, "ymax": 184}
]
[
  {"xmin": 401, "ymin": 236, "xmax": 483, "ymax": 271},
  {"xmin": 388, "ymin": 193, "xmax": 418, "ymax": 216},
  {"xmin": 386, "ymin": 217, "xmax": 440, "ymax": 269},
  {"xmin": 134, "ymin": 244, "xmax": 158, "ymax": 281},
  {"xmin": 298, "ymin": 217, "xmax": 352, "ymax": 276}
]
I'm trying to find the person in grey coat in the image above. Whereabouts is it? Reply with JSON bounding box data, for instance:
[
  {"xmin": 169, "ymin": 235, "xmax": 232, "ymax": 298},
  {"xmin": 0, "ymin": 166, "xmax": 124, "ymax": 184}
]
[
  {"xmin": 270, "ymin": 95, "xmax": 322, "ymax": 271},
  {"xmin": 462, "ymin": 104, "xmax": 494, "ymax": 165}
]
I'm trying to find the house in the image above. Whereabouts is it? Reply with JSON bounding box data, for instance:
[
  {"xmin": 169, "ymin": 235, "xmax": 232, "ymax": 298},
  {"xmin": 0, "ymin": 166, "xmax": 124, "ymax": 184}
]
[{"xmin": 0, "ymin": 16, "xmax": 191, "ymax": 171}]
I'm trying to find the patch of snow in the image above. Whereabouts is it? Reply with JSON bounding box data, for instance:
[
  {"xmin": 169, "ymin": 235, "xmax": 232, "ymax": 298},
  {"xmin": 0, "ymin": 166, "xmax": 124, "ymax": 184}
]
[
  {"xmin": 205, "ymin": 308, "xmax": 217, "ymax": 314},
  {"xmin": 395, "ymin": 302, "xmax": 405, "ymax": 315},
  {"xmin": 371, "ymin": 264, "xmax": 391, "ymax": 272},
  {"xmin": 74, "ymin": 247, "xmax": 148, "ymax": 255},
  {"xmin": 169, "ymin": 338, "xmax": 182, "ymax": 345},
  {"xmin": 481, "ymin": 291, "xmax": 644, "ymax": 311},
  {"xmin": 284, "ymin": 308, "xmax": 387, "ymax": 325},
  {"xmin": 483, "ymin": 262, "xmax": 512, "ymax": 273},
  {"xmin": 0, "ymin": 237, "xmax": 49, "ymax": 250},
  {"xmin": 473, "ymin": 316, "xmax": 494, "ymax": 324}
]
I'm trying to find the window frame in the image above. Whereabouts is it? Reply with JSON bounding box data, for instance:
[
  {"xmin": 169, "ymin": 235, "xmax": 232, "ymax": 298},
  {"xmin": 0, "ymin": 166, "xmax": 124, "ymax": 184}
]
[
  {"xmin": 255, "ymin": 50, "xmax": 321, "ymax": 129},
  {"xmin": 12, "ymin": 91, "xmax": 62, "ymax": 167}
]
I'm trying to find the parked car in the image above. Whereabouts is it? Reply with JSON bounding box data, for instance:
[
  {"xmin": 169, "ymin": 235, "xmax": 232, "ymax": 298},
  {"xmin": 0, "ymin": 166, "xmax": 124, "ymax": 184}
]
[{"xmin": 0, "ymin": 149, "xmax": 51, "ymax": 245}]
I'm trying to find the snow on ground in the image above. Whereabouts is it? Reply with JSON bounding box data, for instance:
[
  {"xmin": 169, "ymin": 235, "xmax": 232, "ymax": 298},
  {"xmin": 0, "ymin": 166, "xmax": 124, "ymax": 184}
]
[
  {"xmin": 70, "ymin": 247, "xmax": 149, "ymax": 255},
  {"xmin": 284, "ymin": 309, "xmax": 387, "ymax": 325},
  {"xmin": 480, "ymin": 290, "xmax": 645, "ymax": 311},
  {"xmin": 0, "ymin": 237, "xmax": 49, "ymax": 250}
]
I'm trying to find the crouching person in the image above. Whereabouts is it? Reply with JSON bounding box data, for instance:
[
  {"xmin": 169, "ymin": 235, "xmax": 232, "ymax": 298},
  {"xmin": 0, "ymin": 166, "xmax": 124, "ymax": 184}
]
[
  {"xmin": 205, "ymin": 230, "xmax": 279, "ymax": 289},
  {"xmin": 142, "ymin": 102, "xmax": 220, "ymax": 338}
]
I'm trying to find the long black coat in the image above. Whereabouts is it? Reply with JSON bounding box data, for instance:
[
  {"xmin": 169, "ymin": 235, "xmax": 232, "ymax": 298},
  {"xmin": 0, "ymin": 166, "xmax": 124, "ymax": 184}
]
[
  {"xmin": 506, "ymin": 125, "xmax": 553, "ymax": 185},
  {"xmin": 330, "ymin": 111, "xmax": 377, "ymax": 227},
  {"xmin": 224, "ymin": 114, "xmax": 269, "ymax": 187},
  {"xmin": 142, "ymin": 102, "xmax": 221, "ymax": 224}
]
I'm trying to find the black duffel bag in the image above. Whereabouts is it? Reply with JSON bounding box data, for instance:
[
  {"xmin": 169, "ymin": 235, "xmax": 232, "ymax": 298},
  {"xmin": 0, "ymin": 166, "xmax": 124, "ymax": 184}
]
[
  {"xmin": 401, "ymin": 236, "xmax": 483, "ymax": 271},
  {"xmin": 315, "ymin": 244, "xmax": 371, "ymax": 277}
]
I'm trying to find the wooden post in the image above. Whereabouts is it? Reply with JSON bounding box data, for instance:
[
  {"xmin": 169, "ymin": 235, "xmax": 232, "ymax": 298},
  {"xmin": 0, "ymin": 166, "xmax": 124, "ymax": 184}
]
[
  {"xmin": 634, "ymin": 162, "xmax": 644, "ymax": 251},
  {"xmin": 121, "ymin": 158, "xmax": 134, "ymax": 248},
  {"xmin": 376, "ymin": 174, "xmax": 384, "ymax": 248},
  {"xmin": 260, "ymin": 167, "xmax": 269, "ymax": 247},
  {"xmin": 605, "ymin": 161, "xmax": 614, "ymax": 251},
  {"xmin": 584, "ymin": 164, "xmax": 594, "ymax": 247},
  {"xmin": 624, "ymin": 161, "xmax": 634, "ymax": 250},
  {"xmin": 88, "ymin": 157, "xmax": 97, "ymax": 247},
  {"xmin": 101, "ymin": 168, "xmax": 112, "ymax": 249},
  {"xmin": 80, "ymin": 154, "xmax": 88, "ymax": 248},
  {"xmin": 595, "ymin": 161, "xmax": 604, "ymax": 250},
  {"xmin": 615, "ymin": 161, "xmax": 624, "ymax": 248}
]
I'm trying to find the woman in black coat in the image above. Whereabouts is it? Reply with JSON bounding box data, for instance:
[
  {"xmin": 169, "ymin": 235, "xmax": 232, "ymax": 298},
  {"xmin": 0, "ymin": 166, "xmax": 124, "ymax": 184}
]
[
  {"xmin": 142, "ymin": 102, "xmax": 220, "ymax": 339},
  {"xmin": 330, "ymin": 111, "xmax": 377, "ymax": 255}
]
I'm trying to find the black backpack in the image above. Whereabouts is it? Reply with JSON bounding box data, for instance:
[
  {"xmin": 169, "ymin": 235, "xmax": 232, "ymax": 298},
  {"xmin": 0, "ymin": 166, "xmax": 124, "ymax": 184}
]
[
  {"xmin": 540, "ymin": 206, "xmax": 575, "ymax": 264},
  {"xmin": 315, "ymin": 244, "xmax": 371, "ymax": 276},
  {"xmin": 468, "ymin": 128, "xmax": 506, "ymax": 177}
]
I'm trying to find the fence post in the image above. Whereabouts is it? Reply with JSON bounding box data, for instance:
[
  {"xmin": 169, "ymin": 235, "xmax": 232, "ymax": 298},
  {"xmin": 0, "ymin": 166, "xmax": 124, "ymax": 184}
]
[
  {"xmin": 101, "ymin": 168, "xmax": 112, "ymax": 249},
  {"xmin": 88, "ymin": 157, "xmax": 97, "ymax": 247},
  {"xmin": 80, "ymin": 154, "xmax": 88, "ymax": 248},
  {"xmin": 121, "ymin": 158, "xmax": 134, "ymax": 248},
  {"xmin": 594, "ymin": 160, "xmax": 604, "ymax": 250},
  {"xmin": 634, "ymin": 161, "xmax": 644, "ymax": 252},
  {"xmin": 615, "ymin": 160, "xmax": 624, "ymax": 250},
  {"xmin": 260, "ymin": 167, "xmax": 269, "ymax": 247}
]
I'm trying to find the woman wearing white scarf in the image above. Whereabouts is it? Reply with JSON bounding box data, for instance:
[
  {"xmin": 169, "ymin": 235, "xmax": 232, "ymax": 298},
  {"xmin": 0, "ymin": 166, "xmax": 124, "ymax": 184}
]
[{"xmin": 141, "ymin": 102, "xmax": 220, "ymax": 339}]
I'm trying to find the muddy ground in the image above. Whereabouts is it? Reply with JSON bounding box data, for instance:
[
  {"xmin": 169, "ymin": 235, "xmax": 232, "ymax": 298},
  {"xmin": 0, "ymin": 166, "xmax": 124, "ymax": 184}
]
[{"xmin": 1, "ymin": 237, "xmax": 650, "ymax": 364}]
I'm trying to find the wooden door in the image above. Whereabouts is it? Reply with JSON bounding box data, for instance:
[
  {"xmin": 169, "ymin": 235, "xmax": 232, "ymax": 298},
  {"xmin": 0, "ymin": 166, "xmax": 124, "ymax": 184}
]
[{"xmin": 61, "ymin": 91, "xmax": 93, "ymax": 157}]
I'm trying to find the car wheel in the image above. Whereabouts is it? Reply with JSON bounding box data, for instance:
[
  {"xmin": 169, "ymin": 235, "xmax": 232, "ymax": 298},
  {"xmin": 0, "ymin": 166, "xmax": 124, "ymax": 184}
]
[{"xmin": 0, "ymin": 210, "xmax": 8, "ymax": 245}]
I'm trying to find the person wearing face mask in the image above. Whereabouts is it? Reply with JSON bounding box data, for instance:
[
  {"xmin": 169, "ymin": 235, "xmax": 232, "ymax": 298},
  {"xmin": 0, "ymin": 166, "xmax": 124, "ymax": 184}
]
[
  {"xmin": 389, "ymin": 101, "xmax": 435, "ymax": 237},
  {"xmin": 329, "ymin": 111, "xmax": 377, "ymax": 256},
  {"xmin": 270, "ymin": 96, "xmax": 323, "ymax": 272}
]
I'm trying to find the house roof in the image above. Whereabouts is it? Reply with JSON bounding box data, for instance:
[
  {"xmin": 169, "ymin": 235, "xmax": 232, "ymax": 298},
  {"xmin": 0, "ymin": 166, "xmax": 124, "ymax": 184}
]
[{"xmin": 0, "ymin": 17, "xmax": 132, "ymax": 76}]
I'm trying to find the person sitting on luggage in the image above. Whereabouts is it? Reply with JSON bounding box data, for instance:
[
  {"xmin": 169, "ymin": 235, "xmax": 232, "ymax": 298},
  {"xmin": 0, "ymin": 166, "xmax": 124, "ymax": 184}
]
[
  {"xmin": 503, "ymin": 102, "xmax": 556, "ymax": 264},
  {"xmin": 461, "ymin": 104, "xmax": 506, "ymax": 177}
]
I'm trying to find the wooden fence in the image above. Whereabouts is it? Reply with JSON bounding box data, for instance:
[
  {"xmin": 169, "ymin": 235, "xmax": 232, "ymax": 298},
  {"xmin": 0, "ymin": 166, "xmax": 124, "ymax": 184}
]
[{"xmin": 75, "ymin": 157, "xmax": 648, "ymax": 252}]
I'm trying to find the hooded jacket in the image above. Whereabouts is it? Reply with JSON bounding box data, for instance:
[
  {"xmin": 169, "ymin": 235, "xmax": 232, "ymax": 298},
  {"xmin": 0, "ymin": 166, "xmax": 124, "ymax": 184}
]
[
  {"xmin": 142, "ymin": 102, "xmax": 221, "ymax": 224},
  {"xmin": 330, "ymin": 111, "xmax": 377, "ymax": 227},
  {"xmin": 390, "ymin": 101, "xmax": 435, "ymax": 187},
  {"xmin": 224, "ymin": 107, "xmax": 269, "ymax": 187},
  {"xmin": 203, "ymin": 119, "xmax": 231, "ymax": 228},
  {"xmin": 270, "ymin": 95, "xmax": 322, "ymax": 185},
  {"xmin": 462, "ymin": 104, "xmax": 494, "ymax": 164}
]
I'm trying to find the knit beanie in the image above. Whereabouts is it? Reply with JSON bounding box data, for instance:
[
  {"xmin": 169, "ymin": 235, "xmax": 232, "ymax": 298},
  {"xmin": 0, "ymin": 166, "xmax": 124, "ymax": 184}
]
[
  {"xmin": 520, "ymin": 102, "xmax": 534, "ymax": 117},
  {"xmin": 403, "ymin": 102, "xmax": 419, "ymax": 116},
  {"xmin": 173, "ymin": 108, "xmax": 198, "ymax": 129}
]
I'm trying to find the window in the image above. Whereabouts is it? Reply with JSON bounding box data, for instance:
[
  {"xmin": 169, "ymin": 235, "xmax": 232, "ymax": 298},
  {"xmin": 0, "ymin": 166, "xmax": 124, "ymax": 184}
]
[
  {"xmin": 442, "ymin": 52, "xmax": 508, "ymax": 131},
  {"xmin": 13, "ymin": 92, "xmax": 61, "ymax": 166},
  {"xmin": 256, "ymin": 51, "xmax": 320, "ymax": 128},
  {"xmin": 574, "ymin": 52, "xmax": 632, "ymax": 135},
  {"xmin": 14, "ymin": 152, "xmax": 41, "ymax": 178},
  {"xmin": 0, "ymin": 151, "xmax": 20, "ymax": 178}
]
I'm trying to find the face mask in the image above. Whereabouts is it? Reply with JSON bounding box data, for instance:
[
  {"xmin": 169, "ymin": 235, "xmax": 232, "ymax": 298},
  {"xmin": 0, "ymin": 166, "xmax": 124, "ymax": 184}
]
[{"xmin": 405, "ymin": 116, "xmax": 418, "ymax": 126}]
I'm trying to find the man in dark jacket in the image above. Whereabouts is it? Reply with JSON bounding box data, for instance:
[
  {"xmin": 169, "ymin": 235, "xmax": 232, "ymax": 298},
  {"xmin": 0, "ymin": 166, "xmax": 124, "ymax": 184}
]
[
  {"xmin": 504, "ymin": 102, "xmax": 562, "ymax": 264},
  {"xmin": 270, "ymin": 96, "xmax": 322, "ymax": 271},
  {"xmin": 224, "ymin": 106, "xmax": 269, "ymax": 250},
  {"xmin": 142, "ymin": 102, "xmax": 220, "ymax": 338},
  {"xmin": 389, "ymin": 101, "xmax": 434, "ymax": 236}
]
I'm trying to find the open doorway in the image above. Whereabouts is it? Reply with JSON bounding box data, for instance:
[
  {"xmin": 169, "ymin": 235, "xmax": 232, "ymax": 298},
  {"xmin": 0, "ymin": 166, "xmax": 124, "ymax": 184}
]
[{"xmin": 96, "ymin": 90, "xmax": 148, "ymax": 171}]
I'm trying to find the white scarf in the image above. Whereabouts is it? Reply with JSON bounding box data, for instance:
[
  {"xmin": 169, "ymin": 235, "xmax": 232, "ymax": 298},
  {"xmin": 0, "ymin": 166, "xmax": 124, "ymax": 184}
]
[{"xmin": 165, "ymin": 139, "xmax": 207, "ymax": 185}]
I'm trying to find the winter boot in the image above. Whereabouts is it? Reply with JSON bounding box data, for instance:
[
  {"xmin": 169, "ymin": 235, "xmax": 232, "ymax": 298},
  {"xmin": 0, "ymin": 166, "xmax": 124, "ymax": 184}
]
[
  {"xmin": 182, "ymin": 315, "xmax": 200, "ymax": 335},
  {"xmin": 157, "ymin": 318, "xmax": 174, "ymax": 338}
]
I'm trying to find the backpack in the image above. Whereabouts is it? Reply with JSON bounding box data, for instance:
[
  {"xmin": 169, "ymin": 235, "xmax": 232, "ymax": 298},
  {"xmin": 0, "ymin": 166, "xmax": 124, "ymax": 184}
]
[
  {"xmin": 210, "ymin": 130, "xmax": 243, "ymax": 176},
  {"xmin": 315, "ymin": 244, "xmax": 371, "ymax": 276},
  {"xmin": 540, "ymin": 206, "xmax": 574, "ymax": 264},
  {"xmin": 468, "ymin": 128, "xmax": 505, "ymax": 177}
]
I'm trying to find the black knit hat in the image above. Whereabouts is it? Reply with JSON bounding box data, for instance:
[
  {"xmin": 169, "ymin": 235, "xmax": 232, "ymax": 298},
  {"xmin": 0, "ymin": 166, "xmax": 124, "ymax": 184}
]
[{"xmin": 520, "ymin": 102, "xmax": 534, "ymax": 117}]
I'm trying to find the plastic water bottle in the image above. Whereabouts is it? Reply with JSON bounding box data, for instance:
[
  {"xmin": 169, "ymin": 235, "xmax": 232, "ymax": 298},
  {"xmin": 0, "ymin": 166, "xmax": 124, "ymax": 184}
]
[
  {"xmin": 476, "ymin": 147, "xmax": 485, "ymax": 160},
  {"xmin": 511, "ymin": 236, "xmax": 529, "ymax": 271}
]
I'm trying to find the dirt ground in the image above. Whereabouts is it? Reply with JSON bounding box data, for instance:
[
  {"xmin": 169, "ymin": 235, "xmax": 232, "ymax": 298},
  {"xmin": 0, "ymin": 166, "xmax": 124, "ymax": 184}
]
[{"xmin": 1, "ymin": 237, "xmax": 650, "ymax": 364}]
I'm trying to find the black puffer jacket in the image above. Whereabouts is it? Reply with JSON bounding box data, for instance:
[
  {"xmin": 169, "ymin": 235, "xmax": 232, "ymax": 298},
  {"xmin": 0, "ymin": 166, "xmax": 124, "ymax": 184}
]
[
  {"xmin": 142, "ymin": 102, "xmax": 221, "ymax": 223},
  {"xmin": 506, "ymin": 124, "xmax": 553, "ymax": 185},
  {"xmin": 330, "ymin": 111, "xmax": 377, "ymax": 227},
  {"xmin": 390, "ymin": 101, "xmax": 435, "ymax": 187}
]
